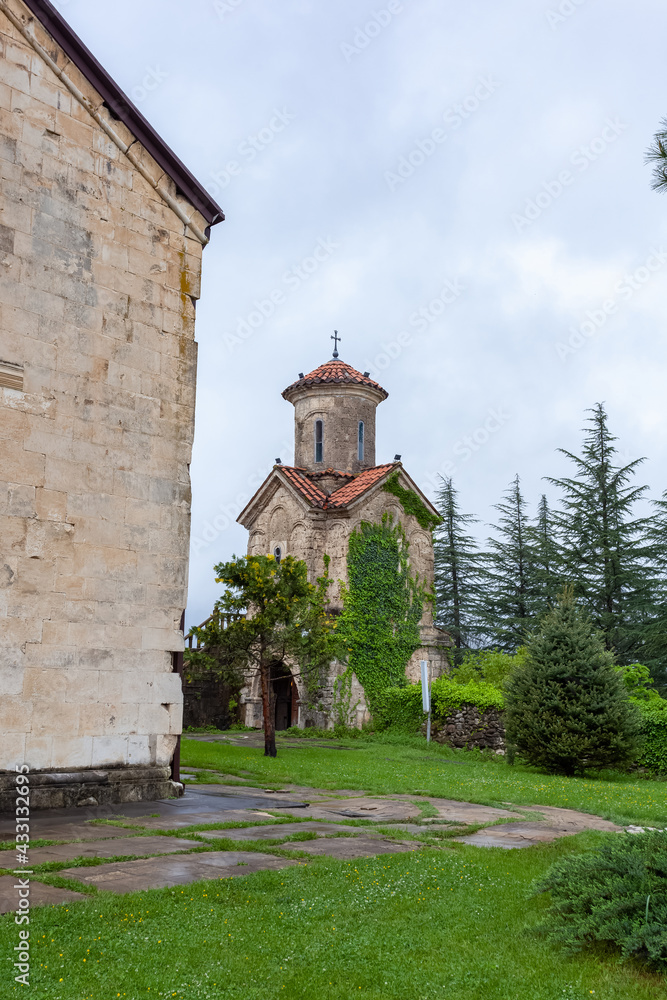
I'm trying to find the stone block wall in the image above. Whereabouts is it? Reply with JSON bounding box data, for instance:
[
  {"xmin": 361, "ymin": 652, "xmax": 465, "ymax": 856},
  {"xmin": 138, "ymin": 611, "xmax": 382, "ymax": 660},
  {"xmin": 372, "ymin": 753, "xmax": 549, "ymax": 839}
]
[
  {"xmin": 426, "ymin": 705, "xmax": 505, "ymax": 752},
  {"xmin": 0, "ymin": 0, "xmax": 209, "ymax": 781}
]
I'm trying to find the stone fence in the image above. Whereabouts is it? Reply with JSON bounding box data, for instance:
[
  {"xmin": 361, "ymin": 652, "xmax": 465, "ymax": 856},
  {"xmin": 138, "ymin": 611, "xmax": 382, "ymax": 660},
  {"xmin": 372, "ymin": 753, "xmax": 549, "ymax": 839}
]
[{"xmin": 422, "ymin": 703, "xmax": 505, "ymax": 752}]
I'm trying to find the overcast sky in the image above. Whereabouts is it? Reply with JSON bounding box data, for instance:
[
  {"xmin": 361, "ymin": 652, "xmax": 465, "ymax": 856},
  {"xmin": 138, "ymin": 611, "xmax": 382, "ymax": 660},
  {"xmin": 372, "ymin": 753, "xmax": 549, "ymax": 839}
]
[{"xmin": 56, "ymin": 0, "xmax": 667, "ymax": 627}]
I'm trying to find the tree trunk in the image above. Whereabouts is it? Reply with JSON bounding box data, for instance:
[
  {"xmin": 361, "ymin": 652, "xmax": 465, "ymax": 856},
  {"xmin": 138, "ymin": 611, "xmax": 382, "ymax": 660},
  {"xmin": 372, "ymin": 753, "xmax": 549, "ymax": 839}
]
[{"xmin": 260, "ymin": 652, "xmax": 277, "ymax": 757}]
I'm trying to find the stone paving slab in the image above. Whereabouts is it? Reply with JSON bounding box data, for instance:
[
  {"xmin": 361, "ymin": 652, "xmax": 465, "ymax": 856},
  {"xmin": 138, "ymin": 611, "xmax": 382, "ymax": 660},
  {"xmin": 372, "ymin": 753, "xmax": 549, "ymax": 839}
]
[
  {"xmin": 0, "ymin": 837, "xmax": 198, "ymax": 869},
  {"xmin": 280, "ymin": 836, "xmax": 422, "ymax": 859},
  {"xmin": 277, "ymin": 798, "xmax": 423, "ymax": 822},
  {"xmin": 198, "ymin": 822, "xmax": 380, "ymax": 841},
  {"xmin": 455, "ymin": 813, "xmax": 623, "ymax": 849},
  {"xmin": 129, "ymin": 809, "xmax": 278, "ymax": 830},
  {"xmin": 0, "ymin": 876, "xmax": 86, "ymax": 914},
  {"xmin": 59, "ymin": 851, "xmax": 299, "ymax": 893},
  {"xmin": 519, "ymin": 805, "xmax": 622, "ymax": 833}
]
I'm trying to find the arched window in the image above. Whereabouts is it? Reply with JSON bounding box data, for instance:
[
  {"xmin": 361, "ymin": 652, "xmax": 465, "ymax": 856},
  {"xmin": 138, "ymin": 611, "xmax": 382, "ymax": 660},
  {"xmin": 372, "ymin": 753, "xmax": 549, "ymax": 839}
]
[
  {"xmin": 358, "ymin": 421, "xmax": 365, "ymax": 462},
  {"xmin": 273, "ymin": 545, "xmax": 282, "ymax": 564},
  {"xmin": 314, "ymin": 419, "xmax": 324, "ymax": 463}
]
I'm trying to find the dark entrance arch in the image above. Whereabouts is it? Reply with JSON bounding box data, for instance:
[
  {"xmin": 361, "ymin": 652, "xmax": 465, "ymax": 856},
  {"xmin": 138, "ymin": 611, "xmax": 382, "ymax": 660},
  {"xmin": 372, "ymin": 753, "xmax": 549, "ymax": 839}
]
[{"xmin": 270, "ymin": 662, "xmax": 299, "ymax": 730}]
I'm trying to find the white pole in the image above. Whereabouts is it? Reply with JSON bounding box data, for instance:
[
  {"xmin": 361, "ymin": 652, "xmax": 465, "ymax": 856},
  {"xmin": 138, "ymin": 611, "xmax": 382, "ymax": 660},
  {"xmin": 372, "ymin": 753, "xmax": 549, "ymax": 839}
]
[{"xmin": 420, "ymin": 659, "xmax": 431, "ymax": 743}]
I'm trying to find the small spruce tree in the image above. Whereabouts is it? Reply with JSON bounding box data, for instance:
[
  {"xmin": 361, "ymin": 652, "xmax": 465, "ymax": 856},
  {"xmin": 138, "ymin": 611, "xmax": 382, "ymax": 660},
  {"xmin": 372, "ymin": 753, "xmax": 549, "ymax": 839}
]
[{"xmin": 504, "ymin": 589, "xmax": 641, "ymax": 776}]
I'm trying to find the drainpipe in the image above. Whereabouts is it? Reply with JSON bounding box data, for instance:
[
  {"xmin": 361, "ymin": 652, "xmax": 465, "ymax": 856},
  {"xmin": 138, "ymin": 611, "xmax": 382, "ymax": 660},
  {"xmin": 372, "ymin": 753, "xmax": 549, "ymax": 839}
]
[{"xmin": 171, "ymin": 611, "xmax": 185, "ymax": 786}]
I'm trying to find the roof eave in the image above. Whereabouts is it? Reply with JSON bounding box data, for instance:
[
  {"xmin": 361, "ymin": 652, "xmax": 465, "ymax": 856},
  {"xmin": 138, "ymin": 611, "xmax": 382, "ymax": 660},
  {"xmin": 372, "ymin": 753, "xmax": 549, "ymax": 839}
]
[
  {"xmin": 20, "ymin": 0, "xmax": 224, "ymax": 231},
  {"xmin": 236, "ymin": 467, "xmax": 318, "ymax": 526}
]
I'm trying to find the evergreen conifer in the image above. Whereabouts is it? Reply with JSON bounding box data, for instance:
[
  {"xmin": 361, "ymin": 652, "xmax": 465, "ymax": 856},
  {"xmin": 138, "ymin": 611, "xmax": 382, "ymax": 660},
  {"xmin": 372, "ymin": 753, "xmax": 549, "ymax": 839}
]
[
  {"xmin": 504, "ymin": 589, "xmax": 641, "ymax": 775},
  {"xmin": 433, "ymin": 477, "xmax": 484, "ymax": 658}
]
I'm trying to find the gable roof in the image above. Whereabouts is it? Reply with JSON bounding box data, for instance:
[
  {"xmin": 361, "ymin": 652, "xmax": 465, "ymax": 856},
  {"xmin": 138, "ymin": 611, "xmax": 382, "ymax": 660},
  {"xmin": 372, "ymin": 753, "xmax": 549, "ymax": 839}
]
[
  {"xmin": 238, "ymin": 461, "xmax": 442, "ymax": 530},
  {"xmin": 17, "ymin": 0, "xmax": 224, "ymax": 235},
  {"xmin": 282, "ymin": 359, "xmax": 388, "ymax": 401}
]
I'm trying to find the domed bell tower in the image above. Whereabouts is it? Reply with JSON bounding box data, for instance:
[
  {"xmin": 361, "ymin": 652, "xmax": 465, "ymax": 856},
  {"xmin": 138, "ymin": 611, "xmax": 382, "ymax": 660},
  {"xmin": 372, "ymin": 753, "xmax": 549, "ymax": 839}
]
[{"xmin": 282, "ymin": 337, "xmax": 388, "ymax": 477}]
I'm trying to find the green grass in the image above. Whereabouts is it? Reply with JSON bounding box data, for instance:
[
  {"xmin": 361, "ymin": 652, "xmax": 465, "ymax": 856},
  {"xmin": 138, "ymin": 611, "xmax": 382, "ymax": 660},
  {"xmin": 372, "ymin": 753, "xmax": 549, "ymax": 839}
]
[
  {"xmin": 1, "ymin": 834, "xmax": 664, "ymax": 999},
  {"xmin": 181, "ymin": 734, "xmax": 667, "ymax": 827}
]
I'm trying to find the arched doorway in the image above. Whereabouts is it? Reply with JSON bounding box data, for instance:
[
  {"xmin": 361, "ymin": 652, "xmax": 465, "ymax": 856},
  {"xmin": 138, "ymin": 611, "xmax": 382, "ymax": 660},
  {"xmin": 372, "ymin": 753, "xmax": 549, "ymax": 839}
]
[{"xmin": 270, "ymin": 662, "xmax": 299, "ymax": 730}]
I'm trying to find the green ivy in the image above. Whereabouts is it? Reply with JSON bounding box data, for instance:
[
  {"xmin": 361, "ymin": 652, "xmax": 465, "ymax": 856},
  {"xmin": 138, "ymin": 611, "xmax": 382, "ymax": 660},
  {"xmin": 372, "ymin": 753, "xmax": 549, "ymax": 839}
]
[
  {"xmin": 382, "ymin": 472, "xmax": 441, "ymax": 531},
  {"xmin": 337, "ymin": 514, "xmax": 425, "ymax": 711}
]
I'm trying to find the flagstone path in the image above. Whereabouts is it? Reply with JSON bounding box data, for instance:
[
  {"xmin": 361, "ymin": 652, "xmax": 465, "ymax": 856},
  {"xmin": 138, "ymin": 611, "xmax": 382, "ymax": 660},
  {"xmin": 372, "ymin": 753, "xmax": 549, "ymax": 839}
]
[{"xmin": 0, "ymin": 781, "xmax": 623, "ymax": 914}]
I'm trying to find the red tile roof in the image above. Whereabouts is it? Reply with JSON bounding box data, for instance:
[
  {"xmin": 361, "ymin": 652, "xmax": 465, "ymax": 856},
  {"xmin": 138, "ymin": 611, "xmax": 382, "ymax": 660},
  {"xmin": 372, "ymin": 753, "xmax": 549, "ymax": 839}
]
[
  {"xmin": 326, "ymin": 464, "xmax": 398, "ymax": 507},
  {"xmin": 282, "ymin": 360, "xmax": 388, "ymax": 400},
  {"xmin": 280, "ymin": 466, "xmax": 328, "ymax": 507},
  {"xmin": 278, "ymin": 463, "xmax": 398, "ymax": 510}
]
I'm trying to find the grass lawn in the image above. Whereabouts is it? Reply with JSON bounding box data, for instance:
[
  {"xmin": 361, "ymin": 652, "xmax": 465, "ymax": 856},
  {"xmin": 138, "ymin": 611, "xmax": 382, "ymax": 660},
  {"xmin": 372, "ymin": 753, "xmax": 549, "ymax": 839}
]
[
  {"xmin": 181, "ymin": 734, "xmax": 667, "ymax": 828},
  {"xmin": 2, "ymin": 737, "xmax": 664, "ymax": 998},
  {"xmin": 1, "ymin": 834, "xmax": 664, "ymax": 999}
]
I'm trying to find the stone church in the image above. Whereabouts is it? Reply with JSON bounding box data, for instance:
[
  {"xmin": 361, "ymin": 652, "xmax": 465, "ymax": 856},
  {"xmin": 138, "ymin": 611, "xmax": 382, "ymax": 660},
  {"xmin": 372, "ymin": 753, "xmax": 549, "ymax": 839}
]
[
  {"xmin": 237, "ymin": 351, "xmax": 451, "ymax": 729},
  {"xmin": 0, "ymin": 0, "xmax": 223, "ymax": 807}
]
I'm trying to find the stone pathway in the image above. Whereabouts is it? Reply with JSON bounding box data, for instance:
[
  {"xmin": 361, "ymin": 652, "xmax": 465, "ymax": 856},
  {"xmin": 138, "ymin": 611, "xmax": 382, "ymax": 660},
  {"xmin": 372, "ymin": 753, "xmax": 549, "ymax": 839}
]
[
  {"xmin": 0, "ymin": 876, "xmax": 86, "ymax": 915},
  {"xmin": 58, "ymin": 852, "xmax": 300, "ymax": 894},
  {"xmin": 0, "ymin": 782, "xmax": 630, "ymax": 912},
  {"xmin": 0, "ymin": 836, "xmax": 197, "ymax": 869}
]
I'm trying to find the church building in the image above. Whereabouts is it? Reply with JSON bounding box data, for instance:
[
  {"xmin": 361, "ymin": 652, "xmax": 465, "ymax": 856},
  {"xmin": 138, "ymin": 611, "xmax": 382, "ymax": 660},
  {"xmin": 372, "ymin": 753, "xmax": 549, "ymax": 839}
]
[{"xmin": 237, "ymin": 347, "xmax": 451, "ymax": 729}]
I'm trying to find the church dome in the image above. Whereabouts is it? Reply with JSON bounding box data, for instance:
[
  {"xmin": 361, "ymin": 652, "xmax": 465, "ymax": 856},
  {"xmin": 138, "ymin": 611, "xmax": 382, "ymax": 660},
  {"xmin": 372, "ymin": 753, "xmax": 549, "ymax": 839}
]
[{"xmin": 282, "ymin": 359, "xmax": 388, "ymax": 402}]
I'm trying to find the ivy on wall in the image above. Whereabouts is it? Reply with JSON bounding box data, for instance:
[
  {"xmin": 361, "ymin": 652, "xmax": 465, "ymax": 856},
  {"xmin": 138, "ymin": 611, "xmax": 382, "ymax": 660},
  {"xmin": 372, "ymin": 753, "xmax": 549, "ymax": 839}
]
[
  {"xmin": 382, "ymin": 472, "xmax": 441, "ymax": 531},
  {"xmin": 337, "ymin": 514, "xmax": 425, "ymax": 710}
]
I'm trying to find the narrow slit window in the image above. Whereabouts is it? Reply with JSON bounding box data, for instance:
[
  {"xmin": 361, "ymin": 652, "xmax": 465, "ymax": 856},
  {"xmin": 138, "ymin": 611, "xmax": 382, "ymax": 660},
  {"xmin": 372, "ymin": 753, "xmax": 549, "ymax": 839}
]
[
  {"xmin": 274, "ymin": 546, "xmax": 282, "ymax": 564},
  {"xmin": 315, "ymin": 419, "xmax": 323, "ymax": 463},
  {"xmin": 358, "ymin": 421, "xmax": 365, "ymax": 462}
]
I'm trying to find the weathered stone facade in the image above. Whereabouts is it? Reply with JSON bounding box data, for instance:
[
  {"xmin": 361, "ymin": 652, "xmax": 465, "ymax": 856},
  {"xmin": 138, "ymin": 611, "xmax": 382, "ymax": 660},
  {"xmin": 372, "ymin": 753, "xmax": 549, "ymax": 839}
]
[
  {"xmin": 0, "ymin": 0, "xmax": 222, "ymax": 804},
  {"xmin": 237, "ymin": 358, "xmax": 451, "ymax": 728},
  {"xmin": 426, "ymin": 705, "xmax": 505, "ymax": 752}
]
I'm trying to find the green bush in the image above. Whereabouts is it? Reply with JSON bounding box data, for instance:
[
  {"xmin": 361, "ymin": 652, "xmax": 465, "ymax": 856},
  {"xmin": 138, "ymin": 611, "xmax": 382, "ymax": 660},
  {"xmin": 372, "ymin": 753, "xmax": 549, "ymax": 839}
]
[
  {"xmin": 373, "ymin": 677, "xmax": 504, "ymax": 733},
  {"xmin": 533, "ymin": 831, "xmax": 667, "ymax": 971},
  {"xmin": 634, "ymin": 699, "xmax": 667, "ymax": 774},
  {"xmin": 452, "ymin": 647, "xmax": 527, "ymax": 687}
]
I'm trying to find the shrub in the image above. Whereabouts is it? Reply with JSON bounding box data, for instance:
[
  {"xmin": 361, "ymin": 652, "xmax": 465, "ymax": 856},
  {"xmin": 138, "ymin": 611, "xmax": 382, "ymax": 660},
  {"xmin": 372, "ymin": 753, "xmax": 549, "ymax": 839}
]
[
  {"xmin": 373, "ymin": 677, "xmax": 504, "ymax": 733},
  {"xmin": 533, "ymin": 831, "xmax": 667, "ymax": 971},
  {"xmin": 504, "ymin": 590, "xmax": 641, "ymax": 775},
  {"xmin": 634, "ymin": 698, "xmax": 667, "ymax": 774},
  {"xmin": 452, "ymin": 647, "xmax": 527, "ymax": 687}
]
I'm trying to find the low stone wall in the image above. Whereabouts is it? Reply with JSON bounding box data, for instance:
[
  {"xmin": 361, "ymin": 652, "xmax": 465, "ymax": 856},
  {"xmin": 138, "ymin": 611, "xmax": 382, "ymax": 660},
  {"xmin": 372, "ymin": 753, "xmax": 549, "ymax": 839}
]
[
  {"xmin": 0, "ymin": 766, "xmax": 183, "ymax": 812},
  {"xmin": 424, "ymin": 704, "xmax": 505, "ymax": 751}
]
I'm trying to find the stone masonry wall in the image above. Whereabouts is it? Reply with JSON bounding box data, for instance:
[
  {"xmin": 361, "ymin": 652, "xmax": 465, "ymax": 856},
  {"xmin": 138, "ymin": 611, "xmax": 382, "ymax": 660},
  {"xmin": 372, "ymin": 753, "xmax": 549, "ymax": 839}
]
[
  {"xmin": 0, "ymin": 0, "xmax": 209, "ymax": 775},
  {"xmin": 242, "ymin": 472, "xmax": 450, "ymax": 727},
  {"xmin": 426, "ymin": 705, "xmax": 505, "ymax": 752}
]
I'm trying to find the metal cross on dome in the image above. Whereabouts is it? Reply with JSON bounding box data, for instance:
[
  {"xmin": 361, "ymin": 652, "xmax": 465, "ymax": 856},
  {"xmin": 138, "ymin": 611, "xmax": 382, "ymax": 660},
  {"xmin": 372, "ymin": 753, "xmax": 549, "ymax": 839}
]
[{"xmin": 331, "ymin": 330, "xmax": 341, "ymax": 358}]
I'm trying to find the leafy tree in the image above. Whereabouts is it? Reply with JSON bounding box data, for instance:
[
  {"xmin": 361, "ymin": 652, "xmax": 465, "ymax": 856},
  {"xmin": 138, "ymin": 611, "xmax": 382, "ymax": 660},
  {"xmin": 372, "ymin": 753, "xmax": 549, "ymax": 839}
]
[
  {"xmin": 338, "ymin": 515, "xmax": 424, "ymax": 712},
  {"xmin": 203, "ymin": 553, "xmax": 336, "ymax": 757},
  {"xmin": 504, "ymin": 589, "xmax": 641, "ymax": 776},
  {"xmin": 645, "ymin": 118, "xmax": 667, "ymax": 191},
  {"xmin": 480, "ymin": 474, "xmax": 538, "ymax": 651},
  {"xmin": 452, "ymin": 647, "xmax": 528, "ymax": 688},
  {"xmin": 547, "ymin": 403, "xmax": 659, "ymax": 663},
  {"xmin": 433, "ymin": 476, "xmax": 485, "ymax": 658}
]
